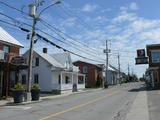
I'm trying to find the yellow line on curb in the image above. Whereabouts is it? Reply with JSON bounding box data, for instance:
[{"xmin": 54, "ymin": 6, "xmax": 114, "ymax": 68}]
[{"xmin": 39, "ymin": 92, "xmax": 118, "ymax": 120}]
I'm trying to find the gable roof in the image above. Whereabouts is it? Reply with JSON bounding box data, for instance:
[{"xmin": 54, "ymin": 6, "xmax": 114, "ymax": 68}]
[
  {"xmin": 35, "ymin": 50, "xmax": 64, "ymax": 68},
  {"xmin": 73, "ymin": 60, "xmax": 117, "ymax": 71},
  {"xmin": 0, "ymin": 26, "xmax": 23, "ymax": 47},
  {"xmin": 73, "ymin": 60, "xmax": 103, "ymax": 69},
  {"xmin": 51, "ymin": 52, "xmax": 73, "ymax": 67}
]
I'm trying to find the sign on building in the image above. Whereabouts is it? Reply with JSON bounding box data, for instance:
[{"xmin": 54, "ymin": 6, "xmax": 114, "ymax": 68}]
[
  {"xmin": 137, "ymin": 49, "xmax": 145, "ymax": 58},
  {"xmin": 135, "ymin": 49, "xmax": 148, "ymax": 65},
  {"xmin": 11, "ymin": 56, "xmax": 26, "ymax": 65},
  {"xmin": 135, "ymin": 57, "xmax": 148, "ymax": 64}
]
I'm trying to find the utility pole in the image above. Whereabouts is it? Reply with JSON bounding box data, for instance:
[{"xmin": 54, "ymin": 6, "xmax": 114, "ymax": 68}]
[
  {"xmin": 103, "ymin": 40, "xmax": 109, "ymax": 88},
  {"xmin": 27, "ymin": 13, "xmax": 37, "ymax": 93},
  {"xmin": 27, "ymin": 0, "xmax": 61, "ymax": 100},
  {"xmin": 128, "ymin": 63, "xmax": 130, "ymax": 76},
  {"xmin": 26, "ymin": 1, "xmax": 39, "ymax": 101},
  {"xmin": 128, "ymin": 63, "xmax": 130, "ymax": 82},
  {"xmin": 118, "ymin": 53, "xmax": 121, "ymax": 84}
]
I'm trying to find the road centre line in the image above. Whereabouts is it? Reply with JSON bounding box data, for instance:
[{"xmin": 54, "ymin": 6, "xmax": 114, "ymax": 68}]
[{"xmin": 39, "ymin": 91, "xmax": 119, "ymax": 120}]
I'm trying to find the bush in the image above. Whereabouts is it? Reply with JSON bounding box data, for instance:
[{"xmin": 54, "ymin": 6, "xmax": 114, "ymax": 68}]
[
  {"xmin": 32, "ymin": 84, "xmax": 40, "ymax": 90},
  {"xmin": 14, "ymin": 83, "xmax": 24, "ymax": 89}
]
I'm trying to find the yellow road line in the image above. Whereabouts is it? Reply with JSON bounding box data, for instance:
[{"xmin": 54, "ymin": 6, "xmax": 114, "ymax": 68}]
[{"xmin": 39, "ymin": 92, "xmax": 118, "ymax": 120}]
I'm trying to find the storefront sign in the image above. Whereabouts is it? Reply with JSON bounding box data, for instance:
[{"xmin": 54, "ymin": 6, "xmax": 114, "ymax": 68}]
[
  {"xmin": 11, "ymin": 56, "xmax": 26, "ymax": 65},
  {"xmin": 137, "ymin": 49, "xmax": 145, "ymax": 58},
  {"xmin": 135, "ymin": 57, "xmax": 148, "ymax": 64}
]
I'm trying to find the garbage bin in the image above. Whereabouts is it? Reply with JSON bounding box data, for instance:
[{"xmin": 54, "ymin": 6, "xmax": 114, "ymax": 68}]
[{"xmin": 73, "ymin": 84, "xmax": 77, "ymax": 92}]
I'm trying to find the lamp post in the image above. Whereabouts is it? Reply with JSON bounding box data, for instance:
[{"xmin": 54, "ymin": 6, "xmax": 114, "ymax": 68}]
[{"xmin": 27, "ymin": 0, "xmax": 61, "ymax": 101}]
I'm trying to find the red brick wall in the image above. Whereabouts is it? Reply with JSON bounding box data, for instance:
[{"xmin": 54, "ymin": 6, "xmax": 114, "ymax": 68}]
[
  {"xmin": 73, "ymin": 61, "xmax": 102, "ymax": 87},
  {"xmin": 0, "ymin": 42, "xmax": 20, "ymax": 61}
]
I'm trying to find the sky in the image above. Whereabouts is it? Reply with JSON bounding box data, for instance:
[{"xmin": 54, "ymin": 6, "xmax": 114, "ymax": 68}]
[{"xmin": 1, "ymin": 0, "xmax": 160, "ymax": 77}]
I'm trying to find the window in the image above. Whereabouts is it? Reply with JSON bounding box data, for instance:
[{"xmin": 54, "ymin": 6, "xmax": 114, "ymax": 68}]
[
  {"xmin": 22, "ymin": 75, "xmax": 26, "ymax": 84},
  {"xmin": 34, "ymin": 74, "xmax": 39, "ymax": 84},
  {"xmin": 58, "ymin": 75, "xmax": 61, "ymax": 84},
  {"xmin": 65, "ymin": 76, "xmax": 70, "ymax": 84},
  {"xmin": 3, "ymin": 45, "xmax": 10, "ymax": 53},
  {"xmin": 83, "ymin": 66, "xmax": 88, "ymax": 73},
  {"xmin": 35, "ymin": 57, "xmax": 39, "ymax": 66},
  {"xmin": 78, "ymin": 79, "xmax": 84, "ymax": 84},
  {"xmin": 151, "ymin": 51, "xmax": 160, "ymax": 63}
]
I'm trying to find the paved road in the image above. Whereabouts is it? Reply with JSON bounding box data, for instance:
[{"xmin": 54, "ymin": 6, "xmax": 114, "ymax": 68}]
[{"xmin": 0, "ymin": 83, "xmax": 142, "ymax": 120}]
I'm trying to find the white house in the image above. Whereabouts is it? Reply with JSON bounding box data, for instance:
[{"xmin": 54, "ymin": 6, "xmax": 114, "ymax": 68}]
[
  {"xmin": 103, "ymin": 65, "xmax": 119, "ymax": 85},
  {"xmin": 20, "ymin": 48, "xmax": 85, "ymax": 93}
]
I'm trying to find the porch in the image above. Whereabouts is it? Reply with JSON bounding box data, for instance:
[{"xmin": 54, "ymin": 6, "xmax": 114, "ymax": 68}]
[
  {"xmin": 60, "ymin": 71, "xmax": 85, "ymax": 91},
  {"xmin": 0, "ymin": 62, "xmax": 28, "ymax": 99}
]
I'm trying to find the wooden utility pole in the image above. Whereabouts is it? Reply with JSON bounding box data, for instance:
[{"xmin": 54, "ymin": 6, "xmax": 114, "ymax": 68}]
[
  {"xmin": 118, "ymin": 53, "xmax": 121, "ymax": 84},
  {"xmin": 103, "ymin": 40, "xmax": 109, "ymax": 88}
]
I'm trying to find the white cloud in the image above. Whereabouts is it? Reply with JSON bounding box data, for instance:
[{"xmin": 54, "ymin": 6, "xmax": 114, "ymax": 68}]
[
  {"xmin": 129, "ymin": 2, "xmax": 138, "ymax": 10},
  {"xmin": 60, "ymin": 17, "xmax": 77, "ymax": 27},
  {"xmin": 112, "ymin": 11, "xmax": 137, "ymax": 23},
  {"xmin": 82, "ymin": 3, "xmax": 97, "ymax": 12}
]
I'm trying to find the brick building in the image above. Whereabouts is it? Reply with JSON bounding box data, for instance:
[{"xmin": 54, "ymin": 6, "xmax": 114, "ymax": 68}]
[
  {"xmin": 0, "ymin": 26, "xmax": 27, "ymax": 99},
  {"xmin": 146, "ymin": 44, "xmax": 160, "ymax": 88},
  {"xmin": 73, "ymin": 61, "xmax": 103, "ymax": 88}
]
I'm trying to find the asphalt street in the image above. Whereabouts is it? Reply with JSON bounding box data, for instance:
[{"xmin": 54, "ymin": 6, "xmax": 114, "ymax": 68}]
[{"xmin": 0, "ymin": 83, "xmax": 142, "ymax": 120}]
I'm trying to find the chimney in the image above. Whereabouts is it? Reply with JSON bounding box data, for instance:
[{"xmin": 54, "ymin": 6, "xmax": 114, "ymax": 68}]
[{"xmin": 43, "ymin": 48, "xmax": 47, "ymax": 53}]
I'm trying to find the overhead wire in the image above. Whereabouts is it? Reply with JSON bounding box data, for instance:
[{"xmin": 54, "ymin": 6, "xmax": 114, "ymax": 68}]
[
  {"xmin": 0, "ymin": 1, "xmax": 105, "ymax": 58},
  {"xmin": 40, "ymin": 20, "xmax": 106, "ymax": 60},
  {"xmin": 0, "ymin": 13, "xmax": 105, "ymax": 63}
]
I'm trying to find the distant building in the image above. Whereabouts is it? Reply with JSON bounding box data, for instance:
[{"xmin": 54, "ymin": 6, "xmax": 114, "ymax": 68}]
[
  {"xmin": 73, "ymin": 61, "xmax": 103, "ymax": 88},
  {"xmin": 73, "ymin": 60, "xmax": 119, "ymax": 87},
  {"xmin": 103, "ymin": 65, "xmax": 119, "ymax": 85},
  {"xmin": 146, "ymin": 44, "xmax": 160, "ymax": 88},
  {"xmin": 21, "ymin": 48, "xmax": 85, "ymax": 93},
  {"xmin": 0, "ymin": 26, "xmax": 27, "ymax": 99}
]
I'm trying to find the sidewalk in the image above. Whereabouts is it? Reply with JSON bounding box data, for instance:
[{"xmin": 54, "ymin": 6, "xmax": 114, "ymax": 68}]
[
  {"xmin": 0, "ymin": 88, "xmax": 103, "ymax": 106},
  {"xmin": 147, "ymin": 89, "xmax": 160, "ymax": 120},
  {"xmin": 126, "ymin": 90, "xmax": 149, "ymax": 120}
]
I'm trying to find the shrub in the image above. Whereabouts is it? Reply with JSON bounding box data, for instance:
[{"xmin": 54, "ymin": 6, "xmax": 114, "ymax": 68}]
[
  {"xmin": 32, "ymin": 84, "xmax": 40, "ymax": 90},
  {"xmin": 14, "ymin": 83, "xmax": 24, "ymax": 89}
]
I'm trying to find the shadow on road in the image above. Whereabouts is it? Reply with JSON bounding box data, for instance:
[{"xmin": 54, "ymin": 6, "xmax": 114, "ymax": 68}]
[{"xmin": 128, "ymin": 86, "xmax": 146, "ymax": 92}]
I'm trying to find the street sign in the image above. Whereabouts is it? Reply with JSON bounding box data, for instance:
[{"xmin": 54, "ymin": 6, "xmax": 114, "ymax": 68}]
[{"xmin": 135, "ymin": 57, "xmax": 148, "ymax": 65}]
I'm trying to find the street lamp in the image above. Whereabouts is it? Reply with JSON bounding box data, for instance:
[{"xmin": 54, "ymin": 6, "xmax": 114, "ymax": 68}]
[
  {"xmin": 27, "ymin": 0, "xmax": 61, "ymax": 101},
  {"xmin": 39, "ymin": 1, "xmax": 61, "ymax": 16}
]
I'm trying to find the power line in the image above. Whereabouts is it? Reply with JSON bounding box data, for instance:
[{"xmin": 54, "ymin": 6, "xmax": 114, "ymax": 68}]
[
  {"xmin": 0, "ymin": 1, "xmax": 104, "ymax": 57},
  {"xmin": 40, "ymin": 19, "xmax": 103, "ymax": 54},
  {"xmin": 0, "ymin": 14, "xmax": 105, "ymax": 63},
  {"xmin": 40, "ymin": 20, "xmax": 105, "ymax": 60}
]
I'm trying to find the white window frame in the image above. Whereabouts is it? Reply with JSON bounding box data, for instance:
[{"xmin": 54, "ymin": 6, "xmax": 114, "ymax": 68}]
[{"xmin": 83, "ymin": 66, "xmax": 88, "ymax": 73}]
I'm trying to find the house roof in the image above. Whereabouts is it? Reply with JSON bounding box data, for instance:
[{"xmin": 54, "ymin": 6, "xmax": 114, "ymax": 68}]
[
  {"xmin": 0, "ymin": 26, "xmax": 23, "ymax": 47},
  {"xmin": 51, "ymin": 52, "xmax": 72, "ymax": 66},
  {"xmin": 73, "ymin": 60, "xmax": 117, "ymax": 72},
  {"xmin": 73, "ymin": 60, "xmax": 103, "ymax": 69},
  {"xmin": 35, "ymin": 50, "xmax": 64, "ymax": 68}
]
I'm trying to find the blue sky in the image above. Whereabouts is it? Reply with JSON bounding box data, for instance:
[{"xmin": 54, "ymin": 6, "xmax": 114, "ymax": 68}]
[{"xmin": 1, "ymin": 0, "xmax": 160, "ymax": 77}]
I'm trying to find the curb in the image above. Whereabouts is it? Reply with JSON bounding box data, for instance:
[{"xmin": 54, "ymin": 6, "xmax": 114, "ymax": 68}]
[{"xmin": 0, "ymin": 88, "xmax": 104, "ymax": 106}]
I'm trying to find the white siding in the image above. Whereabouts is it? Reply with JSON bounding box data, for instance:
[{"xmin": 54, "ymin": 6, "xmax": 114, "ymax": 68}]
[{"xmin": 21, "ymin": 52, "xmax": 53, "ymax": 92}]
